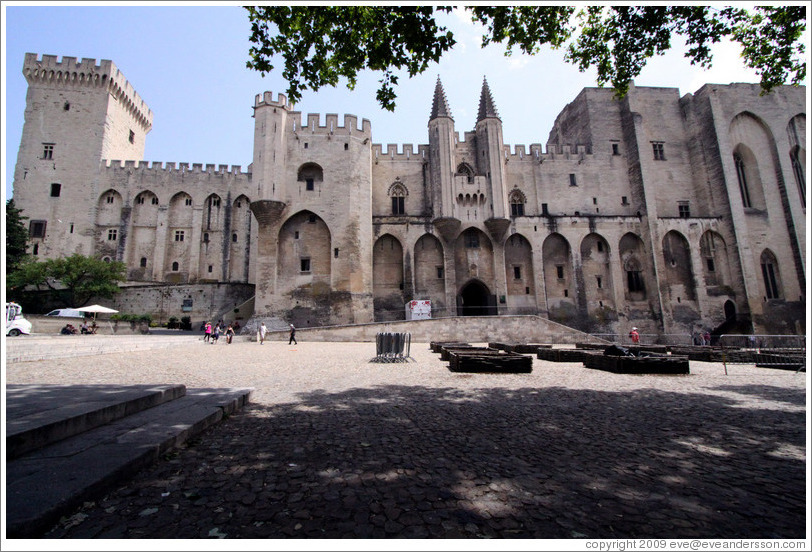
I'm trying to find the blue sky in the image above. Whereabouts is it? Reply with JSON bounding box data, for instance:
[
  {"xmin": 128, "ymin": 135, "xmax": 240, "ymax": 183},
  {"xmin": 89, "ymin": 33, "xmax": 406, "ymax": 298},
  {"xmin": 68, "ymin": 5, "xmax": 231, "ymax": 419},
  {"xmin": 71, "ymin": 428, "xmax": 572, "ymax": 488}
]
[{"xmin": 3, "ymin": 3, "xmax": 803, "ymax": 202}]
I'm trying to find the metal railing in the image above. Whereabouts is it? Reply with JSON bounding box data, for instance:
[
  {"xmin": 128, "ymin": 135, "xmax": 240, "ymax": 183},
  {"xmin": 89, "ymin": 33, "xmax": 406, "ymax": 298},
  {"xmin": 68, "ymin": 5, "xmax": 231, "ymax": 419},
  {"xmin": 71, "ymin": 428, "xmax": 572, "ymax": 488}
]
[
  {"xmin": 589, "ymin": 333, "xmax": 695, "ymax": 346},
  {"xmin": 718, "ymin": 334, "xmax": 806, "ymax": 374},
  {"xmin": 371, "ymin": 332, "xmax": 413, "ymax": 363}
]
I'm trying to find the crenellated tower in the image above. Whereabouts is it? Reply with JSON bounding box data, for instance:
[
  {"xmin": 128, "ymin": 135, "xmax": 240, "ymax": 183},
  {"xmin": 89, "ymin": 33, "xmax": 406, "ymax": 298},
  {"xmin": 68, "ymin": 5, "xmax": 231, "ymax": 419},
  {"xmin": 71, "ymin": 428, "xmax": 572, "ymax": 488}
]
[{"xmin": 12, "ymin": 53, "xmax": 153, "ymax": 260}]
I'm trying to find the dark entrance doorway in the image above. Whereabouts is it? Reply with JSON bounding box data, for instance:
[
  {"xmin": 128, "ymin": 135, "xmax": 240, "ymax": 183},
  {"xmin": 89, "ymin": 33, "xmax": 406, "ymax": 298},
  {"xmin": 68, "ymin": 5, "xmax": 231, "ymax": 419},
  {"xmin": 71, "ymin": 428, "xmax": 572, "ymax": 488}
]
[
  {"xmin": 724, "ymin": 300, "xmax": 736, "ymax": 321},
  {"xmin": 458, "ymin": 280, "xmax": 496, "ymax": 316}
]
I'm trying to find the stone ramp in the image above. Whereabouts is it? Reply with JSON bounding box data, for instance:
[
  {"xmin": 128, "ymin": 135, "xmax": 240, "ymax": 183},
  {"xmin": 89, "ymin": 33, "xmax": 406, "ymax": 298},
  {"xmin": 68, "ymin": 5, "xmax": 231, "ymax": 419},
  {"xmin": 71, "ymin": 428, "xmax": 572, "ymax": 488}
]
[{"xmin": 5, "ymin": 384, "xmax": 253, "ymax": 538}]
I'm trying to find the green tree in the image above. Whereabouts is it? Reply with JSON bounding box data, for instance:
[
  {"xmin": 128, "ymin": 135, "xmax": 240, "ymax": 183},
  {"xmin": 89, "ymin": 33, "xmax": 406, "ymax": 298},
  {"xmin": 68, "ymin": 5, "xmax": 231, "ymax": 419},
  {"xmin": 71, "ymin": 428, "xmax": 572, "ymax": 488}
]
[
  {"xmin": 246, "ymin": 5, "xmax": 806, "ymax": 110},
  {"xmin": 6, "ymin": 254, "xmax": 126, "ymax": 308},
  {"xmin": 6, "ymin": 199, "xmax": 29, "ymax": 273}
]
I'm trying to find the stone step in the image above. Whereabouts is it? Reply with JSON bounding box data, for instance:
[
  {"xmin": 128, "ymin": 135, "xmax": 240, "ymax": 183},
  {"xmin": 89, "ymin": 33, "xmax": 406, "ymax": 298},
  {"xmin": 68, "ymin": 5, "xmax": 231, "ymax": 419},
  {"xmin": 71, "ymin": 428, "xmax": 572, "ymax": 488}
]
[
  {"xmin": 5, "ymin": 386, "xmax": 253, "ymax": 538},
  {"xmin": 6, "ymin": 383, "xmax": 187, "ymax": 460}
]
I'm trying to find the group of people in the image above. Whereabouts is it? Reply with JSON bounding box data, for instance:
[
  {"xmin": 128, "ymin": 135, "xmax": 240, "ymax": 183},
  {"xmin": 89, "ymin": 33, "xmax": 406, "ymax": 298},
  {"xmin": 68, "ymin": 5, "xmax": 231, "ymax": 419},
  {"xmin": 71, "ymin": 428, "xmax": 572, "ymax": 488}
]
[
  {"xmin": 60, "ymin": 320, "xmax": 98, "ymax": 335},
  {"xmin": 257, "ymin": 322, "xmax": 297, "ymax": 345},
  {"xmin": 202, "ymin": 320, "xmax": 236, "ymax": 344},
  {"xmin": 693, "ymin": 330, "xmax": 713, "ymax": 346},
  {"xmin": 201, "ymin": 319, "xmax": 300, "ymax": 345}
]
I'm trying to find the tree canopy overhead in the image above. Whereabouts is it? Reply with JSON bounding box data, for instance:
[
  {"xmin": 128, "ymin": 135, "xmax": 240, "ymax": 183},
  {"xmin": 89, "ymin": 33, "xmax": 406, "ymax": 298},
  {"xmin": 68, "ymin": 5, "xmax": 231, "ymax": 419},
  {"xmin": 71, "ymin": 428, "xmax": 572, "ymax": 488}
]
[{"xmin": 245, "ymin": 5, "xmax": 807, "ymax": 111}]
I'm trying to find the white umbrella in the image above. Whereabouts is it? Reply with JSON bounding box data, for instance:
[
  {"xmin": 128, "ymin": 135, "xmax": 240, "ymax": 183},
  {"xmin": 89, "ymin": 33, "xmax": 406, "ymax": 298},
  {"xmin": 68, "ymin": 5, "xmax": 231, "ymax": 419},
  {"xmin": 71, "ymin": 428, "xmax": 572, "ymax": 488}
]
[
  {"xmin": 75, "ymin": 304, "xmax": 119, "ymax": 327},
  {"xmin": 75, "ymin": 304, "xmax": 119, "ymax": 314}
]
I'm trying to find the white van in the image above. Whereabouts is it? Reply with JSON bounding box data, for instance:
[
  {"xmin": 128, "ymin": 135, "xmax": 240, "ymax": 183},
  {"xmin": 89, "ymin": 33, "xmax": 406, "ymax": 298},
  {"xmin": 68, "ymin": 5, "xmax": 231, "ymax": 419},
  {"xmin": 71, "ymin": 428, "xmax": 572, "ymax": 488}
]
[
  {"xmin": 6, "ymin": 302, "xmax": 33, "ymax": 336},
  {"xmin": 44, "ymin": 308, "xmax": 85, "ymax": 318}
]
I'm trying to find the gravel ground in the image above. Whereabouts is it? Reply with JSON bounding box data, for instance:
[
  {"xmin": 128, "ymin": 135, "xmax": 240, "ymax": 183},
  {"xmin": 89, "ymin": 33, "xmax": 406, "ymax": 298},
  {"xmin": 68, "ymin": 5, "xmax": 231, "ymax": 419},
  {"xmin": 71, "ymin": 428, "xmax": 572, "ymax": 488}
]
[{"xmin": 4, "ymin": 340, "xmax": 808, "ymax": 540}]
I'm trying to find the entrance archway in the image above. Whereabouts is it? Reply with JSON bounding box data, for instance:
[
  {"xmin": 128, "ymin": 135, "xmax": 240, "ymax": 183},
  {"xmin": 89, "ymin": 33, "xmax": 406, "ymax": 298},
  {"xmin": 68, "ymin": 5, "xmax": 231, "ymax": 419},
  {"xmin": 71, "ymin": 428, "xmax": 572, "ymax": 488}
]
[
  {"xmin": 724, "ymin": 300, "xmax": 736, "ymax": 321},
  {"xmin": 458, "ymin": 280, "xmax": 495, "ymax": 316}
]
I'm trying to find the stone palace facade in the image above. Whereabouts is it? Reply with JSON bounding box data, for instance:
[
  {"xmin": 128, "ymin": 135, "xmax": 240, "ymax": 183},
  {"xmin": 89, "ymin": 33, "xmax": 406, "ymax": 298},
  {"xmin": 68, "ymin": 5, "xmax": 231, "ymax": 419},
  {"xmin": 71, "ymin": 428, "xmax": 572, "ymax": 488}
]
[{"xmin": 11, "ymin": 53, "xmax": 807, "ymax": 335}]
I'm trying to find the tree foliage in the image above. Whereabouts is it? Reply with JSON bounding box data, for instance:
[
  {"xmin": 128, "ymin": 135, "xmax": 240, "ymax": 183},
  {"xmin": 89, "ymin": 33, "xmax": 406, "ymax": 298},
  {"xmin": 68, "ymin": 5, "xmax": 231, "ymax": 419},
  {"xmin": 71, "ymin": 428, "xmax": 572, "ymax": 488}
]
[
  {"xmin": 6, "ymin": 254, "xmax": 126, "ymax": 308},
  {"xmin": 246, "ymin": 5, "xmax": 806, "ymax": 110},
  {"xmin": 5, "ymin": 199, "xmax": 29, "ymax": 273}
]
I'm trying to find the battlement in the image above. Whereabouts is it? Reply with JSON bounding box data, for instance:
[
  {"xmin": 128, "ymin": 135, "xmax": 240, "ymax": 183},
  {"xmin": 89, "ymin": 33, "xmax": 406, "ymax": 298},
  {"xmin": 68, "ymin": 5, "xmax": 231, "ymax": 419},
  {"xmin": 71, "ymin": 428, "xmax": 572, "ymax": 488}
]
[
  {"xmin": 253, "ymin": 91, "xmax": 372, "ymax": 137},
  {"xmin": 290, "ymin": 111, "xmax": 372, "ymax": 137},
  {"xmin": 371, "ymin": 144, "xmax": 430, "ymax": 160},
  {"xmin": 502, "ymin": 143, "xmax": 594, "ymax": 163},
  {"xmin": 254, "ymin": 90, "xmax": 290, "ymax": 109},
  {"xmin": 23, "ymin": 53, "xmax": 153, "ymax": 131},
  {"xmin": 103, "ymin": 160, "xmax": 249, "ymax": 175}
]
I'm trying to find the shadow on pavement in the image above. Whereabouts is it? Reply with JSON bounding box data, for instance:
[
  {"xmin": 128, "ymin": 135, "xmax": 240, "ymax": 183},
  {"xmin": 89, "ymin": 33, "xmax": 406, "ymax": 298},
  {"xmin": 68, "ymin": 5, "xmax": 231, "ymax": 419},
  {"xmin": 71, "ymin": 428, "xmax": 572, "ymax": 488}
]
[{"xmin": 45, "ymin": 383, "xmax": 806, "ymax": 539}]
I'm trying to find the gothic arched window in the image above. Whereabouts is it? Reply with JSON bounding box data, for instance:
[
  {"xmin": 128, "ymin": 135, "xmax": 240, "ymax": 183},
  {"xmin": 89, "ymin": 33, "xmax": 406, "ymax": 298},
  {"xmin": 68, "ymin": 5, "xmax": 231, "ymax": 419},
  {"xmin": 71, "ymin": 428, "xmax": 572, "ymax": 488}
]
[
  {"xmin": 509, "ymin": 190, "xmax": 526, "ymax": 217},
  {"xmin": 734, "ymin": 153, "xmax": 751, "ymax": 208},
  {"xmin": 790, "ymin": 146, "xmax": 805, "ymax": 207},
  {"xmin": 760, "ymin": 249, "xmax": 781, "ymax": 300},
  {"xmin": 456, "ymin": 163, "xmax": 474, "ymax": 183},
  {"xmin": 389, "ymin": 182, "xmax": 407, "ymax": 215}
]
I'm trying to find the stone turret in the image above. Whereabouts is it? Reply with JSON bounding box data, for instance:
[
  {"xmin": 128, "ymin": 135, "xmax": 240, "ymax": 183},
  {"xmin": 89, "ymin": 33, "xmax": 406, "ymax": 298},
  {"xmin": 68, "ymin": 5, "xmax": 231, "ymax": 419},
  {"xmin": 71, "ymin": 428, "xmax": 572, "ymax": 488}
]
[
  {"xmin": 428, "ymin": 77, "xmax": 457, "ymax": 225},
  {"xmin": 475, "ymin": 77, "xmax": 510, "ymax": 240}
]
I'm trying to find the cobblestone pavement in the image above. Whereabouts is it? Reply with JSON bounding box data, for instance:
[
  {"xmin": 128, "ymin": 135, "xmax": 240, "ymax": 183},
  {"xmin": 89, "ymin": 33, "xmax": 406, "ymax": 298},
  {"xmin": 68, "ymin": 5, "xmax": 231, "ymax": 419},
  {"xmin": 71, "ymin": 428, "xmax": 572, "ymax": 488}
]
[{"xmin": 5, "ymin": 340, "xmax": 807, "ymax": 540}]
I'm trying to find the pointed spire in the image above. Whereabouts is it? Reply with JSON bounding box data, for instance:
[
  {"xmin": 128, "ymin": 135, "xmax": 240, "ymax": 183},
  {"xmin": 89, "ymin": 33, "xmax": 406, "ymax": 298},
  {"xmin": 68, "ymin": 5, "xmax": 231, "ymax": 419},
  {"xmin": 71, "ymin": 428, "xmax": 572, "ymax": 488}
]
[
  {"xmin": 430, "ymin": 76, "xmax": 453, "ymax": 120},
  {"xmin": 477, "ymin": 77, "xmax": 500, "ymax": 121}
]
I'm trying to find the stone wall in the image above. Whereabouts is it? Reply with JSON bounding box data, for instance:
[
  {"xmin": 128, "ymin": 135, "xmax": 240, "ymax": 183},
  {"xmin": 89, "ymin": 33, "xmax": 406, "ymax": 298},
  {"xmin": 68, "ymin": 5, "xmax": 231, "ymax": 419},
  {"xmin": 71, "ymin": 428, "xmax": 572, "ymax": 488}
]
[{"xmin": 260, "ymin": 315, "xmax": 607, "ymax": 344}]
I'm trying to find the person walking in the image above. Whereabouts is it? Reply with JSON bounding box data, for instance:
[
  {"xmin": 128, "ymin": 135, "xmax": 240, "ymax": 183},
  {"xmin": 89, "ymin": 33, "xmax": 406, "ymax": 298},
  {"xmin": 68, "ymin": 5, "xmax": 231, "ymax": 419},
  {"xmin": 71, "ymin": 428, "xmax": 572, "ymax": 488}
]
[
  {"xmin": 225, "ymin": 324, "xmax": 235, "ymax": 344},
  {"xmin": 203, "ymin": 321, "xmax": 212, "ymax": 343},
  {"xmin": 629, "ymin": 327, "xmax": 640, "ymax": 344},
  {"xmin": 288, "ymin": 323, "xmax": 297, "ymax": 345},
  {"xmin": 258, "ymin": 322, "xmax": 267, "ymax": 345},
  {"xmin": 211, "ymin": 323, "xmax": 221, "ymax": 344}
]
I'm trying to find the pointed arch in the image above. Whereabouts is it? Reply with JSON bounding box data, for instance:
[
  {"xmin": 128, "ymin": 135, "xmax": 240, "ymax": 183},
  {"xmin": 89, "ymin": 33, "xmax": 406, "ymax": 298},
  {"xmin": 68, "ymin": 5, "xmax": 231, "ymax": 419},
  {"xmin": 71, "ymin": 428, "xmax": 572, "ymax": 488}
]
[
  {"xmin": 414, "ymin": 233, "xmax": 446, "ymax": 306},
  {"xmin": 389, "ymin": 182, "xmax": 408, "ymax": 215},
  {"xmin": 760, "ymin": 249, "xmax": 782, "ymax": 300},
  {"xmin": 662, "ymin": 230, "xmax": 696, "ymax": 301},
  {"xmin": 454, "ymin": 227, "xmax": 494, "ymax": 291},
  {"xmin": 505, "ymin": 233, "xmax": 535, "ymax": 308},
  {"xmin": 456, "ymin": 163, "xmax": 474, "ymax": 183},
  {"xmin": 542, "ymin": 233, "xmax": 574, "ymax": 322},
  {"xmin": 228, "ymin": 194, "xmax": 252, "ymax": 282},
  {"xmin": 580, "ymin": 232, "xmax": 615, "ymax": 314},
  {"xmin": 96, "ymin": 189, "xmax": 122, "ymax": 226},
  {"xmin": 509, "ymin": 189, "xmax": 526, "ymax": 217},
  {"xmin": 373, "ymin": 234, "xmax": 405, "ymax": 320},
  {"xmin": 278, "ymin": 210, "xmax": 332, "ymax": 290},
  {"xmin": 619, "ymin": 232, "xmax": 647, "ymax": 300},
  {"xmin": 699, "ymin": 230, "xmax": 731, "ymax": 289}
]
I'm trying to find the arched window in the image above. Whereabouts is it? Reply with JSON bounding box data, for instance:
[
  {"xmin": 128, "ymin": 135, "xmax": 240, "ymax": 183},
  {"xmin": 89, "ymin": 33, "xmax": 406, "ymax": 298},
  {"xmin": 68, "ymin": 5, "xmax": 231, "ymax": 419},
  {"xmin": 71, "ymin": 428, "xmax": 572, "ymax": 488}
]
[
  {"xmin": 456, "ymin": 163, "xmax": 474, "ymax": 183},
  {"xmin": 140, "ymin": 257, "xmax": 147, "ymax": 268},
  {"xmin": 509, "ymin": 190, "xmax": 526, "ymax": 217},
  {"xmin": 171, "ymin": 261, "xmax": 179, "ymax": 272},
  {"xmin": 760, "ymin": 250, "xmax": 781, "ymax": 300},
  {"xmin": 734, "ymin": 153, "xmax": 751, "ymax": 208},
  {"xmin": 297, "ymin": 163, "xmax": 324, "ymax": 191},
  {"xmin": 389, "ymin": 182, "xmax": 407, "ymax": 215},
  {"xmin": 790, "ymin": 146, "xmax": 805, "ymax": 207}
]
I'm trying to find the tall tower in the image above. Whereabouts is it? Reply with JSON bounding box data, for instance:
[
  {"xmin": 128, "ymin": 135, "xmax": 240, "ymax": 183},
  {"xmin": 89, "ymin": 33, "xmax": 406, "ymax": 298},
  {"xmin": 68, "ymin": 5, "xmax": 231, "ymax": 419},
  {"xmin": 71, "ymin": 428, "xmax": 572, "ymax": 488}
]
[
  {"xmin": 428, "ymin": 77, "xmax": 461, "ymax": 241},
  {"xmin": 12, "ymin": 53, "xmax": 152, "ymax": 260},
  {"xmin": 475, "ymin": 77, "xmax": 510, "ymax": 240}
]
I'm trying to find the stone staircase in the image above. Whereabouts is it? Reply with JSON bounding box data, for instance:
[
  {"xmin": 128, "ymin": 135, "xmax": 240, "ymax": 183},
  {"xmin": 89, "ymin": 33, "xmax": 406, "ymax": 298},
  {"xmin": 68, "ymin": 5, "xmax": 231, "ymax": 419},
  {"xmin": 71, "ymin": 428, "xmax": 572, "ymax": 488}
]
[{"xmin": 5, "ymin": 383, "xmax": 252, "ymax": 538}]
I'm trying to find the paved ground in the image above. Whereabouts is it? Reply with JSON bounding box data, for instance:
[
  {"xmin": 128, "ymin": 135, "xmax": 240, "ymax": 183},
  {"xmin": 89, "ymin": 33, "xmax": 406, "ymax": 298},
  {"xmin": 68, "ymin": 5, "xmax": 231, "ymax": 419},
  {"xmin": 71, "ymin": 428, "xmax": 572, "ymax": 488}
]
[{"xmin": 4, "ymin": 339, "xmax": 807, "ymax": 539}]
